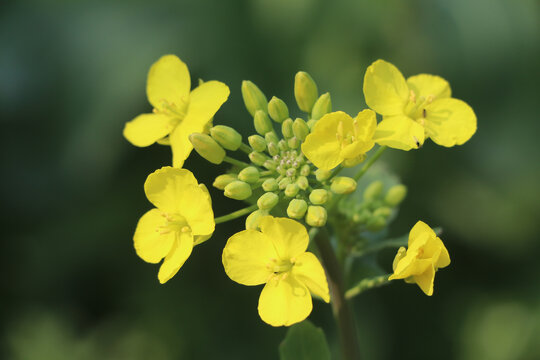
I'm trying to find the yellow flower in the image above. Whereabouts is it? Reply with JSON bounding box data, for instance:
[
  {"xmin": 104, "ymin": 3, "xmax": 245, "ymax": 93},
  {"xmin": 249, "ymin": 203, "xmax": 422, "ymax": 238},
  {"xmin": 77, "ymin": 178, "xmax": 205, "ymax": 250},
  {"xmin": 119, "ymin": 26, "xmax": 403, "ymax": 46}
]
[
  {"xmin": 123, "ymin": 55, "xmax": 230, "ymax": 168},
  {"xmin": 133, "ymin": 166, "xmax": 215, "ymax": 283},
  {"xmin": 363, "ymin": 59, "xmax": 477, "ymax": 151},
  {"xmin": 301, "ymin": 110, "xmax": 376, "ymax": 170},
  {"xmin": 222, "ymin": 216, "xmax": 330, "ymax": 326},
  {"xmin": 389, "ymin": 221, "xmax": 451, "ymax": 296}
]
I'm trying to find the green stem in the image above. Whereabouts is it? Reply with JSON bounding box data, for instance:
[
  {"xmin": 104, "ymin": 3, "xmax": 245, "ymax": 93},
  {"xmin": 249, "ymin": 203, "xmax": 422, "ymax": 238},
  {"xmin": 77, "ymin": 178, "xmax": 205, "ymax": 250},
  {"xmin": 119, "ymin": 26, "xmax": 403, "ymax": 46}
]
[
  {"xmin": 328, "ymin": 165, "xmax": 344, "ymax": 180},
  {"xmin": 345, "ymin": 274, "xmax": 392, "ymax": 299},
  {"xmin": 313, "ymin": 228, "xmax": 361, "ymax": 360},
  {"xmin": 223, "ymin": 156, "xmax": 250, "ymax": 168},
  {"xmin": 353, "ymin": 146, "xmax": 387, "ymax": 181},
  {"xmin": 239, "ymin": 143, "xmax": 252, "ymax": 155},
  {"xmin": 214, "ymin": 204, "xmax": 258, "ymax": 224}
]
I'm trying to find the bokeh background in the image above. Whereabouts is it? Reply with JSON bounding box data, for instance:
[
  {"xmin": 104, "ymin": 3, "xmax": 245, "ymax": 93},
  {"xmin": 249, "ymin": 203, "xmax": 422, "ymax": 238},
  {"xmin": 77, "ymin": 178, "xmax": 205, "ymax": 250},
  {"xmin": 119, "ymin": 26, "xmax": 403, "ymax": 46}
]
[{"xmin": 2, "ymin": 0, "xmax": 540, "ymax": 359}]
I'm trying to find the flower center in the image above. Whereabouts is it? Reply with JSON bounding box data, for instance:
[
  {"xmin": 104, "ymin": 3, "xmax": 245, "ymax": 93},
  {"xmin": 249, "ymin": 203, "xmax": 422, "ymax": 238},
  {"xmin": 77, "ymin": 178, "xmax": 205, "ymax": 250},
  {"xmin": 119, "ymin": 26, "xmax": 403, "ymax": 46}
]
[
  {"xmin": 403, "ymin": 90, "xmax": 435, "ymax": 125},
  {"xmin": 156, "ymin": 212, "xmax": 190, "ymax": 235},
  {"xmin": 336, "ymin": 120, "xmax": 359, "ymax": 149},
  {"xmin": 154, "ymin": 97, "xmax": 190, "ymax": 121},
  {"xmin": 267, "ymin": 258, "xmax": 294, "ymax": 275},
  {"xmin": 273, "ymin": 150, "xmax": 306, "ymax": 181}
]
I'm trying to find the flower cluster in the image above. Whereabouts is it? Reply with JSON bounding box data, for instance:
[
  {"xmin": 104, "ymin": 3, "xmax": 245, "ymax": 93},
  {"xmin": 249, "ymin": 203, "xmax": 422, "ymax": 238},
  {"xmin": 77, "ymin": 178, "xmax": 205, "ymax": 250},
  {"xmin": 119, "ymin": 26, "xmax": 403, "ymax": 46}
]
[{"xmin": 124, "ymin": 54, "xmax": 475, "ymax": 326}]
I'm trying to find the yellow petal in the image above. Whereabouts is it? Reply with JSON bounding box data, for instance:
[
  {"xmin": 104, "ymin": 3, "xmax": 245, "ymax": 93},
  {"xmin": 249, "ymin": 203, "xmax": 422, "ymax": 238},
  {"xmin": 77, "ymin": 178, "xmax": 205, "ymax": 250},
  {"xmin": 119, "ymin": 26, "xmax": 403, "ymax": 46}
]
[
  {"xmin": 123, "ymin": 113, "xmax": 176, "ymax": 147},
  {"xmin": 147, "ymin": 55, "xmax": 190, "ymax": 110},
  {"xmin": 363, "ymin": 60, "xmax": 409, "ymax": 116},
  {"xmin": 436, "ymin": 241, "xmax": 451, "ymax": 269},
  {"xmin": 424, "ymin": 98, "xmax": 477, "ymax": 147},
  {"xmin": 193, "ymin": 184, "xmax": 214, "ymax": 245},
  {"xmin": 184, "ymin": 80, "xmax": 230, "ymax": 131},
  {"xmin": 222, "ymin": 230, "xmax": 277, "ymax": 286},
  {"xmin": 407, "ymin": 74, "xmax": 451, "ymax": 100},
  {"xmin": 144, "ymin": 167, "xmax": 198, "ymax": 213},
  {"xmin": 413, "ymin": 265, "xmax": 435, "ymax": 296},
  {"xmin": 291, "ymin": 252, "xmax": 330, "ymax": 303},
  {"xmin": 259, "ymin": 216, "xmax": 309, "ymax": 260},
  {"xmin": 158, "ymin": 232, "xmax": 194, "ymax": 284},
  {"xmin": 178, "ymin": 184, "xmax": 215, "ymax": 236},
  {"xmin": 409, "ymin": 221, "xmax": 436, "ymax": 248},
  {"xmin": 258, "ymin": 275, "xmax": 312, "ymax": 327},
  {"xmin": 133, "ymin": 209, "xmax": 175, "ymax": 263},
  {"xmin": 390, "ymin": 256, "xmax": 432, "ymax": 280},
  {"xmin": 374, "ymin": 115, "xmax": 425, "ymax": 151},
  {"xmin": 301, "ymin": 111, "xmax": 349, "ymax": 170}
]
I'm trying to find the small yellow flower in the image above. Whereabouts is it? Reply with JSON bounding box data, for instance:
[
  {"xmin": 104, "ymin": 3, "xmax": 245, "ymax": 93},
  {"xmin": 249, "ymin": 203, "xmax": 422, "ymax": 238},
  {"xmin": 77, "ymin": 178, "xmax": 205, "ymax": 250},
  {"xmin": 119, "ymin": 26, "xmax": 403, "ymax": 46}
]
[
  {"xmin": 123, "ymin": 55, "xmax": 230, "ymax": 168},
  {"xmin": 301, "ymin": 110, "xmax": 376, "ymax": 170},
  {"xmin": 363, "ymin": 59, "xmax": 476, "ymax": 150},
  {"xmin": 222, "ymin": 216, "xmax": 330, "ymax": 326},
  {"xmin": 389, "ymin": 221, "xmax": 451, "ymax": 296},
  {"xmin": 133, "ymin": 166, "xmax": 215, "ymax": 283}
]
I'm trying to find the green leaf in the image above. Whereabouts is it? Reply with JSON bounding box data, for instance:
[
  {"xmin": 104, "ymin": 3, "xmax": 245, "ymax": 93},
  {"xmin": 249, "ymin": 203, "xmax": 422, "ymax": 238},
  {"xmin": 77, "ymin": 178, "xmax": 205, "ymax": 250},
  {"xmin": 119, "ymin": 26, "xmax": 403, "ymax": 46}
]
[{"xmin": 279, "ymin": 320, "xmax": 331, "ymax": 360}]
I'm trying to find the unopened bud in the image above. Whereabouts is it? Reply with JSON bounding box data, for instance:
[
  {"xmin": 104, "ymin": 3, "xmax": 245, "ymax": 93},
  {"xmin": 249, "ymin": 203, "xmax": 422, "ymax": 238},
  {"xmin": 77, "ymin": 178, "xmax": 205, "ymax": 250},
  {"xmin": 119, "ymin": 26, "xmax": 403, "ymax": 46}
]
[
  {"xmin": 249, "ymin": 151, "xmax": 268, "ymax": 166},
  {"xmin": 309, "ymin": 189, "xmax": 328, "ymax": 205},
  {"xmin": 352, "ymin": 209, "xmax": 371, "ymax": 224},
  {"xmin": 315, "ymin": 169, "xmax": 332, "ymax": 181},
  {"xmin": 241, "ymin": 80, "xmax": 268, "ymax": 116},
  {"xmin": 288, "ymin": 136, "xmax": 300, "ymax": 149},
  {"xmin": 257, "ymin": 192, "xmax": 279, "ymax": 210},
  {"xmin": 268, "ymin": 96, "xmax": 289, "ymax": 123},
  {"xmin": 254, "ymin": 110, "xmax": 273, "ymax": 135},
  {"xmin": 189, "ymin": 133, "xmax": 226, "ymax": 164},
  {"xmin": 238, "ymin": 166, "xmax": 260, "ymax": 183},
  {"xmin": 293, "ymin": 118, "xmax": 310, "ymax": 141},
  {"xmin": 296, "ymin": 176, "xmax": 309, "ymax": 190},
  {"xmin": 311, "ymin": 92, "xmax": 332, "ymax": 120},
  {"xmin": 306, "ymin": 205, "xmax": 327, "ymax": 227},
  {"xmin": 263, "ymin": 160, "xmax": 277, "ymax": 170},
  {"xmin": 364, "ymin": 180, "xmax": 383, "ymax": 201},
  {"xmin": 282, "ymin": 118, "xmax": 294, "ymax": 139},
  {"xmin": 224, "ymin": 180, "xmax": 252, "ymax": 200},
  {"xmin": 210, "ymin": 125, "xmax": 242, "ymax": 151},
  {"xmin": 262, "ymin": 178, "xmax": 278, "ymax": 192},
  {"xmin": 343, "ymin": 155, "xmax": 365, "ymax": 168},
  {"xmin": 265, "ymin": 131, "xmax": 279, "ymax": 145},
  {"xmin": 385, "ymin": 185, "xmax": 407, "ymax": 206},
  {"xmin": 300, "ymin": 164, "xmax": 311, "ymax": 176},
  {"xmin": 246, "ymin": 209, "xmax": 269, "ymax": 230},
  {"xmin": 366, "ymin": 216, "xmax": 386, "ymax": 232},
  {"xmin": 294, "ymin": 71, "xmax": 318, "ymax": 113},
  {"xmin": 267, "ymin": 142, "xmax": 279, "ymax": 156},
  {"xmin": 213, "ymin": 173, "xmax": 237, "ymax": 190},
  {"xmin": 306, "ymin": 119, "xmax": 317, "ymax": 130},
  {"xmin": 248, "ymin": 135, "xmax": 266, "ymax": 152},
  {"xmin": 330, "ymin": 177, "xmax": 357, "ymax": 194},
  {"xmin": 279, "ymin": 177, "xmax": 292, "ymax": 190},
  {"xmin": 373, "ymin": 206, "xmax": 392, "ymax": 218},
  {"xmin": 287, "ymin": 199, "xmax": 308, "ymax": 219},
  {"xmin": 285, "ymin": 183, "xmax": 300, "ymax": 197},
  {"xmin": 278, "ymin": 139, "xmax": 289, "ymax": 151}
]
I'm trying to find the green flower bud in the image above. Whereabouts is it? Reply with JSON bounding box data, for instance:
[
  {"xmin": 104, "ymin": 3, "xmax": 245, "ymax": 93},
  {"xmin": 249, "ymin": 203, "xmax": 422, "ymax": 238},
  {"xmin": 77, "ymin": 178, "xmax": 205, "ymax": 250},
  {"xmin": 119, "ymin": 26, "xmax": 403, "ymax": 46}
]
[
  {"xmin": 268, "ymin": 96, "xmax": 289, "ymax": 123},
  {"xmin": 306, "ymin": 205, "xmax": 327, "ymax": 227},
  {"xmin": 189, "ymin": 133, "xmax": 226, "ymax": 164},
  {"xmin": 294, "ymin": 71, "xmax": 318, "ymax": 113},
  {"xmin": 248, "ymin": 135, "xmax": 266, "ymax": 152},
  {"xmin": 287, "ymin": 199, "xmax": 308, "ymax": 219},
  {"xmin": 210, "ymin": 125, "xmax": 242, "ymax": 151},
  {"xmin": 352, "ymin": 209, "xmax": 371, "ymax": 224},
  {"xmin": 262, "ymin": 178, "xmax": 279, "ymax": 192},
  {"xmin": 343, "ymin": 155, "xmax": 366, "ymax": 168},
  {"xmin": 254, "ymin": 110, "xmax": 273, "ymax": 135},
  {"xmin": 293, "ymin": 118, "xmax": 310, "ymax": 141},
  {"xmin": 315, "ymin": 168, "xmax": 332, "ymax": 181},
  {"xmin": 249, "ymin": 151, "xmax": 269, "ymax": 166},
  {"xmin": 224, "ymin": 180, "xmax": 252, "ymax": 200},
  {"xmin": 263, "ymin": 160, "xmax": 277, "ymax": 171},
  {"xmin": 279, "ymin": 177, "xmax": 292, "ymax": 190},
  {"xmin": 267, "ymin": 142, "xmax": 279, "ymax": 156},
  {"xmin": 288, "ymin": 136, "xmax": 300, "ymax": 149},
  {"xmin": 213, "ymin": 173, "xmax": 237, "ymax": 190},
  {"xmin": 257, "ymin": 192, "xmax": 279, "ymax": 210},
  {"xmin": 285, "ymin": 183, "xmax": 300, "ymax": 197},
  {"xmin": 246, "ymin": 209, "xmax": 268, "ymax": 230},
  {"xmin": 265, "ymin": 131, "xmax": 279, "ymax": 145},
  {"xmin": 330, "ymin": 177, "xmax": 357, "ymax": 194},
  {"xmin": 306, "ymin": 119, "xmax": 317, "ymax": 130},
  {"xmin": 281, "ymin": 118, "xmax": 294, "ymax": 139},
  {"xmin": 366, "ymin": 216, "xmax": 386, "ymax": 232},
  {"xmin": 385, "ymin": 184, "xmax": 407, "ymax": 206},
  {"xmin": 296, "ymin": 176, "xmax": 309, "ymax": 190},
  {"xmin": 309, "ymin": 189, "xmax": 328, "ymax": 205},
  {"xmin": 238, "ymin": 166, "xmax": 260, "ymax": 183},
  {"xmin": 311, "ymin": 92, "xmax": 332, "ymax": 120},
  {"xmin": 300, "ymin": 164, "xmax": 311, "ymax": 176},
  {"xmin": 286, "ymin": 168, "xmax": 297, "ymax": 178},
  {"xmin": 278, "ymin": 139, "xmax": 289, "ymax": 152},
  {"xmin": 241, "ymin": 80, "xmax": 268, "ymax": 116},
  {"xmin": 373, "ymin": 206, "xmax": 392, "ymax": 218},
  {"xmin": 364, "ymin": 180, "xmax": 383, "ymax": 201}
]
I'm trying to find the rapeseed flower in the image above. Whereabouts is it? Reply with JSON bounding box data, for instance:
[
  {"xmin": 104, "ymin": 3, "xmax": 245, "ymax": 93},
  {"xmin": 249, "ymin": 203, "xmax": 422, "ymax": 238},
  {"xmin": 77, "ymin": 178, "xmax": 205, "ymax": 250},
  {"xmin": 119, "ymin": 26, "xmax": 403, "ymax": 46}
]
[
  {"xmin": 301, "ymin": 110, "xmax": 376, "ymax": 170},
  {"xmin": 389, "ymin": 221, "xmax": 450, "ymax": 295},
  {"xmin": 222, "ymin": 216, "xmax": 330, "ymax": 326},
  {"xmin": 133, "ymin": 167, "xmax": 214, "ymax": 283},
  {"xmin": 363, "ymin": 59, "xmax": 476, "ymax": 150},
  {"xmin": 123, "ymin": 55, "xmax": 230, "ymax": 167}
]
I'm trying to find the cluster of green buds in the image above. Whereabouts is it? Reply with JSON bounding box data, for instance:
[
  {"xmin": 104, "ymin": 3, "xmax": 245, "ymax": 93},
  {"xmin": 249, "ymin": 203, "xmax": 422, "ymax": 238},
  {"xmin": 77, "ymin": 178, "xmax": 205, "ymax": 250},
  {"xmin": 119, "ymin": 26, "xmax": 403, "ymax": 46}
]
[{"xmin": 189, "ymin": 72, "xmax": 359, "ymax": 229}]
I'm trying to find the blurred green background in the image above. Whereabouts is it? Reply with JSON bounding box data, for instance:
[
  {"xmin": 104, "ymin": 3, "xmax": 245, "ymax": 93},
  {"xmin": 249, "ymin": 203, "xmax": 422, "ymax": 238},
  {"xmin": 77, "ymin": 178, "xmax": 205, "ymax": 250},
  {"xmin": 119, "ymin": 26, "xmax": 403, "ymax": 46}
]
[{"xmin": 2, "ymin": 0, "xmax": 540, "ymax": 359}]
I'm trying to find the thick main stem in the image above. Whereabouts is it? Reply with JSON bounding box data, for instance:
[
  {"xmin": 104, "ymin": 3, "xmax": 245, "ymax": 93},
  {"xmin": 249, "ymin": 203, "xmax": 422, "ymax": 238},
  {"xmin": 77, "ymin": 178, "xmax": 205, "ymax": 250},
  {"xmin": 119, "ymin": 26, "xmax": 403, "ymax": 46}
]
[{"xmin": 314, "ymin": 228, "xmax": 361, "ymax": 360}]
